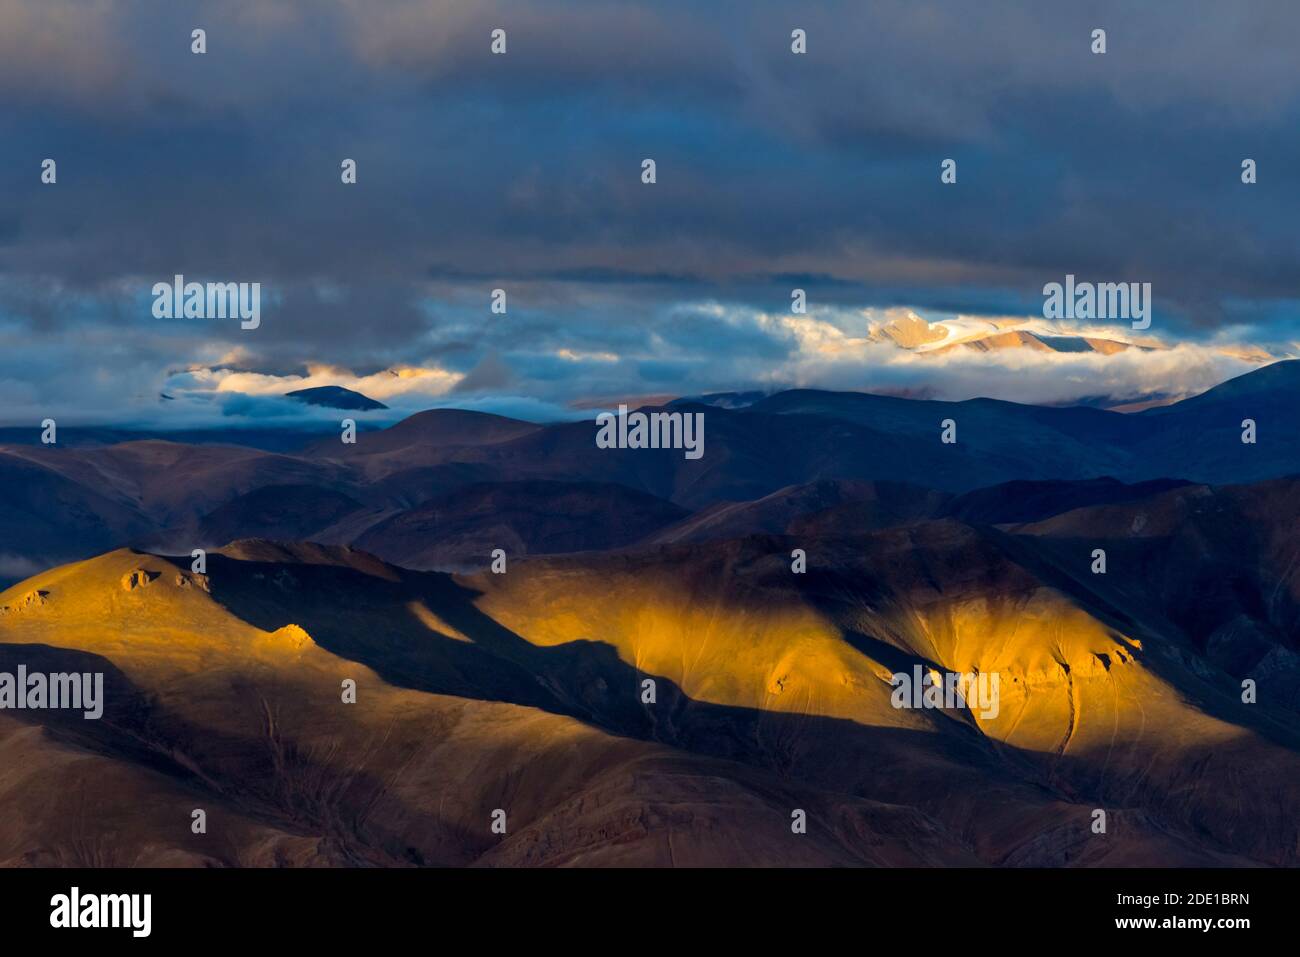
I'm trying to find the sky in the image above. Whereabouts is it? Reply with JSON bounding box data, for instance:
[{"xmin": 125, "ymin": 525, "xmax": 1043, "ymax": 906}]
[{"xmin": 1, "ymin": 0, "xmax": 1299, "ymax": 427}]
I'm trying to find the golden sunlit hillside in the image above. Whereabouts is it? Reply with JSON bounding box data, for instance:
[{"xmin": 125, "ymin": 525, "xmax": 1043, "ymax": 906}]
[{"xmin": 2, "ymin": 517, "xmax": 1294, "ymax": 867}]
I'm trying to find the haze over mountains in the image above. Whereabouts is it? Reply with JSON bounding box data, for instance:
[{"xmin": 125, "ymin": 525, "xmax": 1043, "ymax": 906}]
[{"xmin": 0, "ymin": 360, "xmax": 1297, "ymax": 866}]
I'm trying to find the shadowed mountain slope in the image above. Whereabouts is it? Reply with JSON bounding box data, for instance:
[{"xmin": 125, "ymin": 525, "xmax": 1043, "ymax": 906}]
[
  {"xmin": 1004, "ymin": 477, "xmax": 1300, "ymax": 710},
  {"xmin": 646, "ymin": 480, "xmax": 948, "ymax": 544},
  {"xmin": 0, "ymin": 546, "xmax": 981, "ymax": 866},
  {"xmin": 352, "ymin": 481, "xmax": 690, "ymax": 569},
  {"xmin": 2, "ymin": 503, "xmax": 1297, "ymax": 866}
]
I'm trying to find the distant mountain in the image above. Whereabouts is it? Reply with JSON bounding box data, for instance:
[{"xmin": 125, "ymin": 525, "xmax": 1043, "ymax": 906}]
[
  {"xmin": 1128, "ymin": 359, "xmax": 1300, "ymax": 484},
  {"xmin": 352, "ymin": 480, "xmax": 689, "ymax": 569},
  {"xmin": 1143, "ymin": 355, "xmax": 1300, "ymax": 416},
  {"xmin": 196, "ymin": 484, "xmax": 365, "ymax": 546},
  {"xmin": 647, "ymin": 480, "xmax": 946, "ymax": 544},
  {"xmin": 303, "ymin": 408, "xmax": 540, "ymax": 461},
  {"xmin": 286, "ymin": 385, "xmax": 388, "ymax": 411},
  {"xmin": 645, "ymin": 476, "xmax": 1200, "ymax": 543},
  {"xmin": 746, "ymin": 389, "xmax": 1140, "ymax": 480},
  {"xmin": 940, "ymin": 477, "xmax": 1193, "ymax": 525},
  {"xmin": 0, "ymin": 450, "xmax": 155, "ymax": 585},
  {"xmin": 746, "ymin": 360, "xmax": 1300, "ymax": 488},
  {"xmin": 3, "ymin": 361, "xmax": 1297, "ymax": 580}
]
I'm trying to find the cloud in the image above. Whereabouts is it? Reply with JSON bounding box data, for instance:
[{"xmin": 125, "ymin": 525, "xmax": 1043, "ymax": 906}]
[
  {"xmin": 138, "ymin": 305, "xmax": 1283, "ymax": 426},
  {"xmin": 200, "ymin": 363, "xmax": 460, "ymax": 401},
  {"xmin": 4, "ymin": 0, "xmax": 1300, "ymax": 314},
  {"xmin": 2, "ymin": 0, "xmax": 1300, "ymax": 424},
  {"xmin": 451, "ymin": 352, "xmax": 515, "ymax": 393},
  {"xmin": 773, "ymin": 335, "xmax": 1259, "ymax": 407}
]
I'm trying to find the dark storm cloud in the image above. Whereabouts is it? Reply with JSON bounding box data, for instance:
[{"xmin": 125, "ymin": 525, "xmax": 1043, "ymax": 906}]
[{"xmin": 0, "ymin": 0, "xmax": 1298, "ymax": 423}]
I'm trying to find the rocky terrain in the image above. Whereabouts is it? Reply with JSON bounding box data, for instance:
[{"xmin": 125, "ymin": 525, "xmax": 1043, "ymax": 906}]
[{"xmin": 0, "ymin": 362, "xmax": 1296, "ymax": 866}]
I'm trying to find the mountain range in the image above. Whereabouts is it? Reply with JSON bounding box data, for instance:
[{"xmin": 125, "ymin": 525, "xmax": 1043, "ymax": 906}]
[
  {"xmin": 2, "ymin": 360, "xmax": 1296, "ymax": 581},
  {"xmin": 0, "ymin": 360, "xmax": 1296, "ymax": 866}
]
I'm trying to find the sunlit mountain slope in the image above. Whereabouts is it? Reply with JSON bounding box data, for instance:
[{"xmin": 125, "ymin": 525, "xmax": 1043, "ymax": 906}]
[{"xmin": 3, "ymin": 515, "xmax": 1295, "ymax": 866}]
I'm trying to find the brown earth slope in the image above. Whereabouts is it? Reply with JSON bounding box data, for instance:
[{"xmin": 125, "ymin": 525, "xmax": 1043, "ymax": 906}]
[{"xmin": 2, "ymin": 505, "xmax": 1296, "ymax": 866}]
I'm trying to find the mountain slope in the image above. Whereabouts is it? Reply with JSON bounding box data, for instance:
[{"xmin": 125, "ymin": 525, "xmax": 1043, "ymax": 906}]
[
  {"xmin": 647, "ymin": 480, "xmax": 948, "ymax": 544},
  {"xmin": 3, "ymin": 360, "xmax": 1297, "ymax": 583},
  {"xmin": 0, "ymin": 546, "xmax": 979, "ymax": 866},
  {"xmin": 472, "ymin": 520, "xmax": 1300, "ymax": 865},
  {"xmin": 4, "ymin": 515, "xmax": 1295, "ymax": 866},
  {"xmin": 353, "ymin": 481, "xmax": 689, "ymax": 569}
]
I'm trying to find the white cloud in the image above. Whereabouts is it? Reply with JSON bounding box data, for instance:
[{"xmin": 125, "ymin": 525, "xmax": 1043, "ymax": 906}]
[
  {"xmin": 725, "ymin": 305, "xmax": 1281, "ymax": 406},
  {"xmin": 180, "ymin": 363, "xmax": 462, "ymax": 403}
]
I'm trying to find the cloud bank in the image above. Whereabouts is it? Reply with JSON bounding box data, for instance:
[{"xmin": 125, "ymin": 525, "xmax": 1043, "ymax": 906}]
[{"xmin": 1, "ymin": 1, "xmax": 1298, "ymax": 424}]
